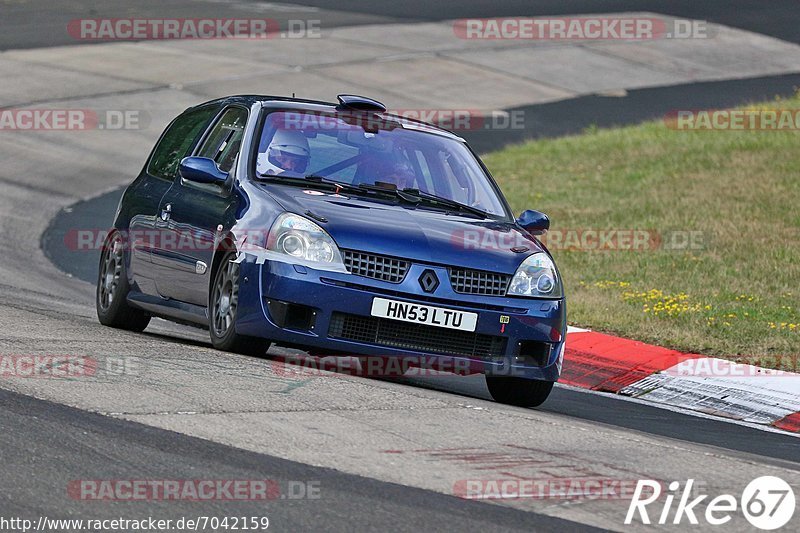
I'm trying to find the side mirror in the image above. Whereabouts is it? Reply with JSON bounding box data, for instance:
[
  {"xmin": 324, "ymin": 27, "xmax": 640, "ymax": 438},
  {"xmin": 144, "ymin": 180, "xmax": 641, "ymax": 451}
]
[
  {"xmin": 517, "ymin": 210, "xmax": 550, "ymax": 235},
  {"xmin": 179, "ymin": 156, "xmax": 228, "ymax": 185}
]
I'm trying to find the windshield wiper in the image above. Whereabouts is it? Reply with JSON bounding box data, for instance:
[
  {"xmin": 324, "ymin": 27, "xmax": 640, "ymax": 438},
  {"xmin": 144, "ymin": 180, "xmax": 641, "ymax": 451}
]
[
  {"xmin": 257, "ymin": 173, "xmax": 359, "ymax": 194},
  {"xmin": 302, "ymin": 175, "xmax": 365, "ymax": 194},
  {"xmin": 400, "ymin": 188, "xmax": 488, "ymax": 218},
  {"xmin": 259, "ymin": 174, "xmax": 407, "ymax": 202},
  {"xmin": 305, "ymin": 176, "xmax": 421, "ymax": 203},
  {"xmin": 259, "ymin": 175, "xmax": 487, "ymax": 218},
  {"xmin": 357, "ymin": 183, "xmax": 425, "ymax": 204}
]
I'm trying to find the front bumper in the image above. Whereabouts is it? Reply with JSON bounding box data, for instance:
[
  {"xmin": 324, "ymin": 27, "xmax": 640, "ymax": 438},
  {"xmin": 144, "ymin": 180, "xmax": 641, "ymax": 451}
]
[{"xmin": 235, "ymin": 256, "xmax": 565, "ymax": 381}]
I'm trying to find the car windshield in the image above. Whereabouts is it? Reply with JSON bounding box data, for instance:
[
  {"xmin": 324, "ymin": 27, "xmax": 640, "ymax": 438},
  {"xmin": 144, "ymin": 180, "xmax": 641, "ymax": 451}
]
[{"xmin": 255, "ymin": 110, "xmax": 508, "ymax": 217}]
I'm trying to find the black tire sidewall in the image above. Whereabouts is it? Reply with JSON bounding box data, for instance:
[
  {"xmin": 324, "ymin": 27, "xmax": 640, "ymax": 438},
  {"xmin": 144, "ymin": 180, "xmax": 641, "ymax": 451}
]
[
  {"xmin": 211, "ymin": 254, "xmax": 232, "ymax": 344},
  {"xmin": 486, "ymin": 377, "xmax": 554, "ymax": 407},
  {"xmin": 96, "ymin": 232, "xmax": 150, "ymax": 331},
  {"xmin": 209, "ymin": 252, "xmax": 244, "ymax": 350},
  {"xmin": 209, "ymin": 253, "xmax": 270, "ymax": 356}
]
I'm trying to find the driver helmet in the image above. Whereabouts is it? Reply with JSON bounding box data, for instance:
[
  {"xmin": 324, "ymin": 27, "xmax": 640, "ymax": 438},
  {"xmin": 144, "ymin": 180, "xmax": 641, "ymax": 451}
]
[
  {"xmin": 380, "ymin": 160, "xmax": 416, "ymax": 190},
  {"xmin": 258, "ymin": 128, "xmax": 310, "ymax": 175}
]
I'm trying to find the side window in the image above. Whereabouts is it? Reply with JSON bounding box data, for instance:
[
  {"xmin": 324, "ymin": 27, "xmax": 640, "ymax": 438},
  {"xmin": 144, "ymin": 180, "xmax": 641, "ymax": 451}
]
[
  {"xmin": 196, "ymin": 107, "xmax": 249, "ymax": 173},
  {"xmin": 147, "ymin": 106, "xmax": 219, "ymax": 180}
]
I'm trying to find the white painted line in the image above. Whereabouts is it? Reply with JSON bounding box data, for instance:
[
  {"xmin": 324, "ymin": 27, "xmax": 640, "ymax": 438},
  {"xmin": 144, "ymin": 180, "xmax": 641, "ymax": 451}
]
[
  {"xmin": 555, "ymin": 382, "xmax": 800, "ymax": 437},
  {"xmin": 617, "ymin": 357, "xmax": 800, "ymax": 426},
  {"xmin": 567, "ymin": 325, "xmax": 591, "ymax": 334}
]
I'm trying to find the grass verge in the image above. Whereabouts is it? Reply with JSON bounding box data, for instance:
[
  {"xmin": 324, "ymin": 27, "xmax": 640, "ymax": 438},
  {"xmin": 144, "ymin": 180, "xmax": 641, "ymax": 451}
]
[{"xmin": 483, "ymin": 95, "xmax": 800, "ymax": 363}]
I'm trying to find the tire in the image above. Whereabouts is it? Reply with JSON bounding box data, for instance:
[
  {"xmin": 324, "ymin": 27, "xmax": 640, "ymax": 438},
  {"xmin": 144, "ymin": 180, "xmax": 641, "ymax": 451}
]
[
  {"xmin": 96, "ymin": 232, "xmax": 151, "ymax": 332},
  {"xmin": 486, "ymin": 377, "xmax": 554, "ymax": 407},
  {"xmin": 209, "ymin": 252, "xmax": 270, "ymax": 356}
]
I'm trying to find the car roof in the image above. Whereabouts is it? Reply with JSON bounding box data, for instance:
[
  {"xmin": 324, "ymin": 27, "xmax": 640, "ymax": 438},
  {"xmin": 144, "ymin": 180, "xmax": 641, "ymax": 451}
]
[{"xmin": 187, "ymin": 95, "xmax": 465, "ymax": 141}]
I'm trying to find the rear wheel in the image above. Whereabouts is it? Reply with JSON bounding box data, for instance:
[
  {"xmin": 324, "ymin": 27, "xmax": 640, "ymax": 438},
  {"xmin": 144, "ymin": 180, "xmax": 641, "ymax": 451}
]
[
  {"xmin": 96, "ymin": 232, "xmax": 151, "ymax": 331},
  {"xmin": 209, "ymin": 252, "xmax": 270, "ymax": 356},
  {"xmin": 486, "ymin": 377, "xmax": 554, "ymax": 407}
]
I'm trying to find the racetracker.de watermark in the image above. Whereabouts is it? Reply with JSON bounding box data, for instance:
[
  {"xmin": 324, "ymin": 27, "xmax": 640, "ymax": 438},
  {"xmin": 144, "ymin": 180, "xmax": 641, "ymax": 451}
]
[
  {"xmin": 387, "ymin": 109, "xmax": 525, "ymax": 131},
  {"xmin": 451, "ymin": 228, "xmax": 706, "ymax": 252},
  {"xmin": 454, "ymin": 478, "xmax": 653, "ymax": 500},
  {"xmin": 664, "ymin": 355, "xmax": 800, "ymax": 377},
  {"xmin": 270, "ymin": 354, "xmax": 546, "ymax": 380},
  {"xmin": 0, "ymin": 355, "xmax": 143, "ymax": 379},
  {"xmin": 263, "ymin": 109, "xmax": 525, "ymax": 132},
  {"xmin": 453, "ymin": 17, "xmax": 711, "ymax": 40},
  {"xmin": 665, "ymin": 109, "xmax": 800, "ymax": 131},
  {"xmin": 67, "ymin": 479, "xmax": 320, "ymax": 501},
  {"xmin": 0, "ymin": 109, "xmax": 148, "ymax": 131},
  {"xmin": 0, "ymin": 355, "xmax": 96, "ymax": 379},
  {"xmin": 273, "ymin": 355, "xmax": 482, "ymax": 379},
  {"xmin": 65, "ymin": 228, "xmax": 707, "ymax": 253},
  {"xmin": 67, "ymin": 18, "xmax": 321, "ymax": 40}
]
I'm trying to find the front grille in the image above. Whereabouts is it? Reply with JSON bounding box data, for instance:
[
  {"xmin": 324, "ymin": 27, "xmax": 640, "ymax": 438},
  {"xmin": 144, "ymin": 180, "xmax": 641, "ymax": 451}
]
[
  {"xmin": 329, "ymin": 312, "xmax": 507, "ymax": 359},
  {"xmin": 320, "ymin": 278, "xmax": 528, "ymax": 312},
  {"xmin": 343, "ymin": 250, "xmax": 410, "ymax": 283},
  {"xmin": 449, "ymin": 268, "xmax": 511, "ymax": 296}
]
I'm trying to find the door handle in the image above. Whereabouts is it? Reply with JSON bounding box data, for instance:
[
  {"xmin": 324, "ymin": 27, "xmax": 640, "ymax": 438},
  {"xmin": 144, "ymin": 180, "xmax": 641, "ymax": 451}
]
[{"xmin": 160, "ymin": 204, "xmax": 172, "ymax": 222}]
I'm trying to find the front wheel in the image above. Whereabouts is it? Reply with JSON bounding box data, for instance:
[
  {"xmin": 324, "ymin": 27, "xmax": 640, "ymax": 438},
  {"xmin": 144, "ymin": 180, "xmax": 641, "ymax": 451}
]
[
  {"xmin": 486, "ymin": 377, "xmax": 554, "ymax": 407},
  {"xmin": 96, "ymin": 232, "xmax": 151, "ymax": 332},
  {"xmin": 209, "ymin": 252, "xmax": 270, "ymax": 356}
]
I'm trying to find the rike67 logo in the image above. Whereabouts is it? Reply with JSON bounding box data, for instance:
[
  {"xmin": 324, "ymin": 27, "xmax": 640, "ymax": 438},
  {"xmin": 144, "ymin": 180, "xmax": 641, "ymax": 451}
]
[{"xmin": 626, "ymin": 476, "xmax": 795, "ymax": 530}]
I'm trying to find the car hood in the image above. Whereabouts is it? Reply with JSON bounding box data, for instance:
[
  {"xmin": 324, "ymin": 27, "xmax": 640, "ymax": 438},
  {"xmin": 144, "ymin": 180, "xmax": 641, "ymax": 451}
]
[{"xmin": 255, "ymin": 184, "xmax": 544, "ymax": 273}]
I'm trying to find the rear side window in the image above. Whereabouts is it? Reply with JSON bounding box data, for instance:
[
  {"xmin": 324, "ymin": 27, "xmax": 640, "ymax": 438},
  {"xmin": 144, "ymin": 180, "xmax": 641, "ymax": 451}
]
[
  {"xmin": 196, "ymin": 107, "xmax": 249, "ymax": 173},
  {"xmin": 148, "ymin": 105, "xmax": 219, "ymax": 180}
]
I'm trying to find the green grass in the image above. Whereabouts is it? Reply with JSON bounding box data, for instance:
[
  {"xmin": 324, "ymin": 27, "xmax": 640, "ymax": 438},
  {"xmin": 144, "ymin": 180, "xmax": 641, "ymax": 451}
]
[{"xmin": 483, "ymin": 95, "xmax": 800, "ymax": 362}]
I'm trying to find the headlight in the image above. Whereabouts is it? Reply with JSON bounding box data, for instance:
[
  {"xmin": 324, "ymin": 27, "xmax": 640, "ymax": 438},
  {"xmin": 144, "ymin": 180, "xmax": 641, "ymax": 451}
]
[
  {"xmin": 507, "ymin": 253, "xmax": 563, "ymax": 298},
  {"xmin": 266, "ymin": 213, "xmax": 344, "ymax": 266}
]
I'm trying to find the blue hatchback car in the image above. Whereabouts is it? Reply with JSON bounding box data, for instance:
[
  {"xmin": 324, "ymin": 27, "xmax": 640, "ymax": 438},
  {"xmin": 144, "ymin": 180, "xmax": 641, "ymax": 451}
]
[{"xmin": 97, "ymin": 94, "xmax": 566, "ymax": 406}]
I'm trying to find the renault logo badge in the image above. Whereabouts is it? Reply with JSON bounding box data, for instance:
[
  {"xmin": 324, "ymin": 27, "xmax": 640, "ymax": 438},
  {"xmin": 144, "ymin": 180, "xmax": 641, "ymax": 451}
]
[{"xmin": 418, "ymin": 270, "xmax": 439, "ymax": 293}]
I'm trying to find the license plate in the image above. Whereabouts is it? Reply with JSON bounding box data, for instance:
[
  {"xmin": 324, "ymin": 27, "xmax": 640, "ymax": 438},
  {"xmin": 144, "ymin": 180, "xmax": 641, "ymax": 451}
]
[{"xmin": 370, "ymin": 297, "xmax": 477, "ymax": 332}]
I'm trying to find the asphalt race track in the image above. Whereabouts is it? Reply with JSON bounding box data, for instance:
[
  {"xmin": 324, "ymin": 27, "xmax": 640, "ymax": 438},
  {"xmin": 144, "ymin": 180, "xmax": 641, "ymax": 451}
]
[
  {"xmin": 1, "ymin": 388, "xmax": 587, "ymax": 532},
  {"xmin": 3, "ymin": 0, "xmax": 799, "ymax": 49},
  {"xmin": 289, "ymin": 0, "xmax": 800, "ymax": 45},
  {"xmin": 2, "ymin": 1, "xmax": 800, "ymax": 532}
]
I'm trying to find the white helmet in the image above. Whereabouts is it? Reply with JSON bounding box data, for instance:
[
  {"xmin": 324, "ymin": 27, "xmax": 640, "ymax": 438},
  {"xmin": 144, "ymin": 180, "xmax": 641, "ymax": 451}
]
[{"xmin": 258, "ymin": 129, "xmax": 310, "ymax": 175}]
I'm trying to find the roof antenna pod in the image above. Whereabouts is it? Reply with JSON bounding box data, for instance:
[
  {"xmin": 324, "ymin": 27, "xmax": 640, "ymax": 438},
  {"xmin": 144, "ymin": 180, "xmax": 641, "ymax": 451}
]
[{"xmin": 336, "ymin": 94, "xmax": 386, "ymax": 112}]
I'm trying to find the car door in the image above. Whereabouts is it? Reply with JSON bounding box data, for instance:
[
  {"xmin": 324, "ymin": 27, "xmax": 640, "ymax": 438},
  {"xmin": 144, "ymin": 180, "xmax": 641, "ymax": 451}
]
[
  {"xmin": 152, "ymin": 106, "xmax": 249, "ymax": 306},
  {"xmin": 129, "ymin": 104, "xmax": 221, "ymax": 296}
]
